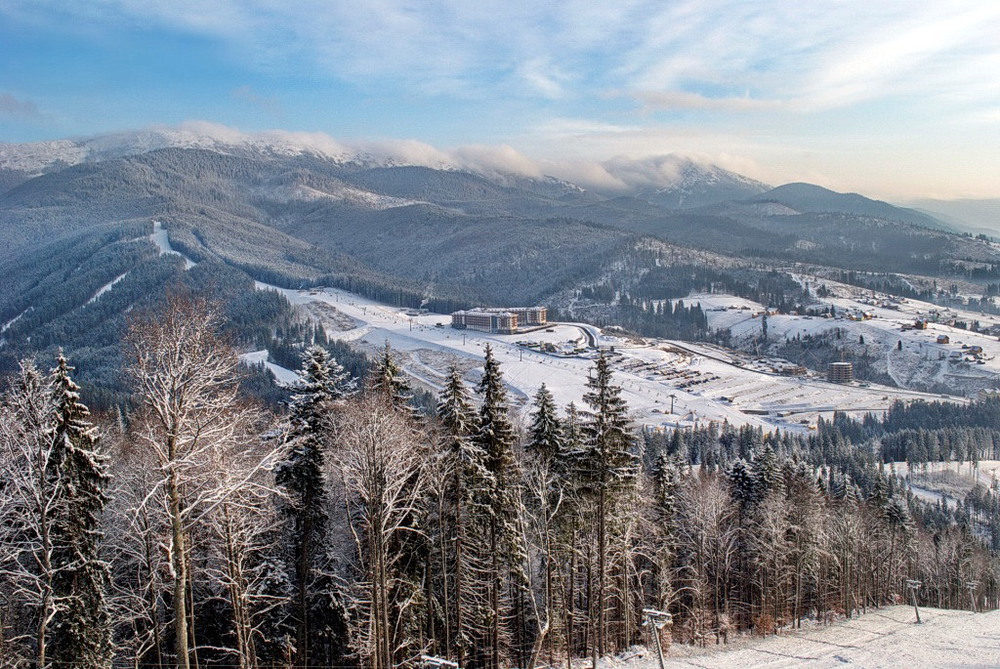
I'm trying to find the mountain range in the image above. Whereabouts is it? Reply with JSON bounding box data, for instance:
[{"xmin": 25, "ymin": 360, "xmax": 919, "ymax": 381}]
[{"xmin": 3, "ymin": 128, "xmax": 1000, "ymax": 402}]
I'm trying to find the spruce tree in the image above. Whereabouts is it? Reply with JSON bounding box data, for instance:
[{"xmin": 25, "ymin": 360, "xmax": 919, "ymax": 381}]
[
  {"xmin": 275, "ymin": 345, "xmax": 355, "ymax": 668},
  {"xmin": 579, "ymin": 352, "xmax": 638, "ymax": 658},
  {"xmin": 528, "ymin": 384, "xmax": 563, "ymax": 465},
  {"xmin": 474, "ymin": 345, "xmax": 523, "ymax": 669},
  {"xmin": 47, "ymin": 354, "xmax": 113, "ymax": 669},
  {"xmin": 434, "ymin": 367, "xmax": 486, "ymax": 664},
  {"xmin": 370, "ymin": 341, "xmax": 415, "ymax": 413}
]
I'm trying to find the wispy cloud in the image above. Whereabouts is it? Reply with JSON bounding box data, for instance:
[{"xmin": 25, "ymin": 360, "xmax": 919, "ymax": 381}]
[
  {"xmin": 3, "ymin": 1, "xmax": 1000, "ymax": 197},
  {"xmin": 628, "ymin": 90, "xmax": 782, "ymax": 113},
  {"xmin": 0, "ymin": 93, "xmax": 44, "ymax": 120},
  {"xmin": 6, "ymin": 0, "xmax": 999, "ymax": 112},
  {"xmin": 230, "ymin": 86, "xmax": 284, "ymax": 119}
]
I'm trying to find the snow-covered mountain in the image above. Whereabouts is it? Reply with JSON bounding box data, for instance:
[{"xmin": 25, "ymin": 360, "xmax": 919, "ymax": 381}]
[
  {"xmin": 1, "ymin": 127, "xmax": 772, "ymax": 207},
  {"xmin": 0, "ymin": 125, "xmax": 355, "ymax": 175},
  {"xmin": 602, "ymin": 154, "xmax": 771, "ymax": 208}
]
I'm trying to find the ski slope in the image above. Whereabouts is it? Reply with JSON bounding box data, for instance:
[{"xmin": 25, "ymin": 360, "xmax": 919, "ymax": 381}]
[
  {"xmin": 150, "ymin": 220, "xmax": 197, "ymax": 269},
  {"xmin": 645, "ymin": 606, "xmax": 998, "ymax": 668},
  {"xmin": 239, "ymin": 349, "xmax": 301, "ymax": 386},
  {"xmin": 255, "ymin": 283, "xmax": 957, "ymax": 431}
]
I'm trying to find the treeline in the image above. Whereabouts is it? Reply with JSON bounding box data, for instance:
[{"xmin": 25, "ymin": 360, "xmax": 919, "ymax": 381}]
[
  {"xmin": 1, "ymin": 298, "xmax": 998, "ymax": 669},
  {"xmin": 644, "ymin": 404, "xmax": 1000, "ymax": 549},
  {"xmin": 575, "ymin": 264, "xmax": 810, "ymax": 341},
  {"xmin": 0, "ymin": 237, "xmax": 339, "ymax": 410}
]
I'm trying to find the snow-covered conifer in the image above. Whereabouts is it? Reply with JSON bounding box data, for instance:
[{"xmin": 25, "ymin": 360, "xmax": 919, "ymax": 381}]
[
  {"xmin": 369, "ymin": 341, "xmax": 415, "ymax": 413},
  {"xmin": 528, "ymin": 384, "xmax": 563, "ymax": 465},
  {"xmin": 578, "ymin": 352, "xmax": 639, "ymax": 659},
  {"xmin": 47, "ymin": 354, "xmax": 113, "ymax": 669},
  {"xmin": 275, "ymin": 344, "xmax": 355, "ymax": 669}
]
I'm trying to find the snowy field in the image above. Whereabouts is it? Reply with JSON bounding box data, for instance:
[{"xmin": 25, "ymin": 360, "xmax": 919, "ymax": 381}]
[
  {"xmin": 252, "ymin": 283, "xmax": 958, "ymax": 432},
  {"xmin": 640, "ymin": 606, "xmax": 999, "ymax": 668}
]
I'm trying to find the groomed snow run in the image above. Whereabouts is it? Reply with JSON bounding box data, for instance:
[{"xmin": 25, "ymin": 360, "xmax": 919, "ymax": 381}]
[
  {"xmin": 239, "ymin": 350, "xmax": 301, "ymax": 387},
  {"xmin": 620, "ymin": 606, "xmax": 999, "ymax": 668},
  {"xmin": 253, "ymin": 283, "xmax": 958, "ymax": 432},
  {"xmin": 86, "ymin": 272, "xmax": 128, "ymax": 304},
  {"xmin": 150, "ymin": 220, "xmax": 196, "ymax": 269}
]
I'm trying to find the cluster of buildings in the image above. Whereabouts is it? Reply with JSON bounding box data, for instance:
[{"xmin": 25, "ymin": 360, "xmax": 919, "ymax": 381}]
[{"xmin": 450, "ymin": 306, "xmax": 548, "ymax": 334}]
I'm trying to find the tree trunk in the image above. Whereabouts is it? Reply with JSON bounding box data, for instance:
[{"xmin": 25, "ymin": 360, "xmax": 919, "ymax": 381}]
[{"xmin": 168, "ymin": 459, "xmax": 190, "ymax": 669}]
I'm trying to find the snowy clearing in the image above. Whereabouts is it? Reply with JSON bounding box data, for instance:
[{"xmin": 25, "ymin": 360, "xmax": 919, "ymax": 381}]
[
  {"xmin": 254, "ymin": 283, "xmax": 957, "ymax": 431},
  {"xmin": 638, "ymin": 605, "xmax": 999, "ymax": 668},
  {"xmin": 691, "ymin": 274, "xmax": 1000, "ymax": 396}
]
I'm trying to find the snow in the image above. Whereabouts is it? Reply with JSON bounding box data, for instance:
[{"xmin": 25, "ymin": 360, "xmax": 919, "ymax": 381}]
[
  {"xmin": 264, "ymin": 181, "xmax": 432, "ymax": 210},
  {"xmin": 643, "ymin": 606, "xmax": 1000, "ymax": 668},
  {"xmin": 0, "ymin": 139, "xmax": 87, "ymax": 173},
  {"xmin": 0, "ymin": 127, "xmax": 353, "ymax": 173},
  {"xmin": 239, "ymin": 350, "xmax": 301, "ymax": 386},
  {"xmin": 149, "ymin": 221, "xmax": 196, "ymax": 269},
  {"xmin": 86, "ymin": 273, "xmax": 128, "ymax": 305},
  {"xmin": 689, "ymin": 280, "xmax": 1000, "ymax": 396},
  {"xmin": 1, "ymin": 307, "xmax": 29, "ymax": 333},
  {"xmin": 253, "ymin": 283, "xmax": 957, "ymax": 431},
  {"xmin": 0, "ymin": 307, "xmax": 32, "ymax": 346}
]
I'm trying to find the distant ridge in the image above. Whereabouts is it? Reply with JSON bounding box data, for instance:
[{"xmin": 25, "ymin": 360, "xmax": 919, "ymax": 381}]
[{"xmin": 752, "ymin": 182, "xmax": 954, "ymax": 231}]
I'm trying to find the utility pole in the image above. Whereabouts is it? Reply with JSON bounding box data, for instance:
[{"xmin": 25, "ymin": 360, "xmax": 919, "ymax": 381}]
[
  {"xmin": 642, "ymin": 608, "xmax": 672, "ymax": 669},
  {"xmin": 906, "ymin": 579, "xmax": 922, "ymax": 624},
  {"xmin": 668, "ymin": 393, "xmax": 676, "ymax": 415}
]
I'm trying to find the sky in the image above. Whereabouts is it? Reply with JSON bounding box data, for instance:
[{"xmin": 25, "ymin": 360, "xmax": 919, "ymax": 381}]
[{"xmin": 2, "ymin": 1, "xmax": 1000, "ymax": 200}]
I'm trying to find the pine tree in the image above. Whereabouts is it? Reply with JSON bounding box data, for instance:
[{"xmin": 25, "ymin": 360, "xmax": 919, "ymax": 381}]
[
  {"xmin": 752, "ymin": 444, "xmax": 783, "ymax": 498},
  {"xmin": 48, "ymin": 353, "xmax": 113, "ymax": 669},
  {"xmin": 275, "ymin": 345, "xmax": 355, "ymax": 668},
  {"xmin": 369, "ymin": 341, "xmax": 415, "ymax": 413},
  {"xmin": 435, "ymin": 367, "xmax": 488, "ymax": 665}
]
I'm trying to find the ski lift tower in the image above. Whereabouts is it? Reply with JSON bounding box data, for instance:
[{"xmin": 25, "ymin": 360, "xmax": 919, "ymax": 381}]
[{"xmin": 967, "ymin": 581, "xmax": 980, "ymax": 613}]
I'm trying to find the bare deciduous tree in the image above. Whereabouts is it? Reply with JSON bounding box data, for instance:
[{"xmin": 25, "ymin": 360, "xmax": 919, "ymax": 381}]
[
  {"xmin": 333, "ymin": 396, "xmax": 428, "ymax": 669},
  {"xmin": 124, "ymin": 294, "xmax": 276, "ymax": 669}
]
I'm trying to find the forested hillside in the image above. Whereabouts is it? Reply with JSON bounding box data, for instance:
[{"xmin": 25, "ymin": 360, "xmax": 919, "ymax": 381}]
[
  {"xmin": 4, "ymin": 141, "xmax": 1000, "ymax": 410},
  {"xmin": 1, "ymin": 297, "xmax": 997, "ymax": 668}
]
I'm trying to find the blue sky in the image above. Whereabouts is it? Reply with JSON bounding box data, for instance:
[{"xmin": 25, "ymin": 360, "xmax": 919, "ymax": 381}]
[{"xmin": 2, "ymin": 1, "xmax": 999, "ymax": 199}]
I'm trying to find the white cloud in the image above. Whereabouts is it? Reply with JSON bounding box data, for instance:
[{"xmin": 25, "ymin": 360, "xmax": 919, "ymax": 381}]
[
  {"xmin": 450, "ymin": 144, "xmax": 543, "ymax": 178},
  {"xmin": 4, "ymin": 1, "xmax": 1000, "ymax": 198},
  {"xmin": 629, "ymin": 90, "xmax": 782, "ymax": 112},
  {"xmin": 6, "ymin": 0, "xmax": 999, "ymax": 112}
]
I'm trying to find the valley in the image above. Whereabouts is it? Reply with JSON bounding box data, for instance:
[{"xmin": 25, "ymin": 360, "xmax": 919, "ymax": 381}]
[{"xmin": 250, "ymin": 280, "xmax": 965, "ymax": 432}]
